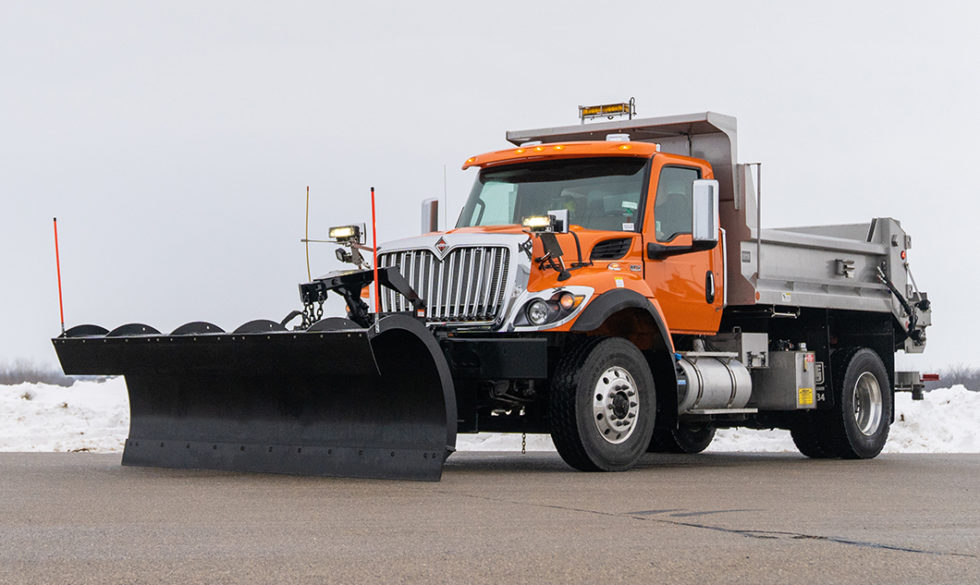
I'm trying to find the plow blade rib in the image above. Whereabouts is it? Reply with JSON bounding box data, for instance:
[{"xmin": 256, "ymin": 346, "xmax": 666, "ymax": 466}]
[{"xmin": 54, "ymin": 315, "xmax": 456, "ymax": 481}]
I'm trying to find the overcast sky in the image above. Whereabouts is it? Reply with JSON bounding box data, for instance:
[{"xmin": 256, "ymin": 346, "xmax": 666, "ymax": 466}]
[{"xmin": 2, "ymin": 0, "xmax": 977, "ymax": 371}]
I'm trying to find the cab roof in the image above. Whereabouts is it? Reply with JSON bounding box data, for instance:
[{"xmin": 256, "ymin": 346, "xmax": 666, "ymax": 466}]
[{"xmin": 461, "ymin": 141, "xmax": 660, "ymax": 170}]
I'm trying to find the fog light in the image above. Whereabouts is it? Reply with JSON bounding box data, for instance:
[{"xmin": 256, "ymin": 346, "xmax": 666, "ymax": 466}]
[{"xmin": 526, "ymin": 299, "xmax": 550, "ymax": 325}]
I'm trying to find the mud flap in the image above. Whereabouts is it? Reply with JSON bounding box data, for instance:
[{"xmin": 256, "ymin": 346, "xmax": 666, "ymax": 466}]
[{"xmin": 53, "ymin": 315, "xmax": 456, "ymax": 481}]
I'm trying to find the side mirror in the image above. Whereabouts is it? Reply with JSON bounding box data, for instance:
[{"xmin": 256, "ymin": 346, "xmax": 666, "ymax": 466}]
[
  {"xmin": 421, "ymin": 198, "xmax": 439, "ymax": 233},
  {"xmin": 692, "ymin": 179, "xmax": 719, "ymax": 248}
]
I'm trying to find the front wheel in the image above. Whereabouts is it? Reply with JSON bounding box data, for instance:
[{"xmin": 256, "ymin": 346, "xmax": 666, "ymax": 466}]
[{"xmin": 549, "ymin": 337, "xmax": 656, "ymax": 471}]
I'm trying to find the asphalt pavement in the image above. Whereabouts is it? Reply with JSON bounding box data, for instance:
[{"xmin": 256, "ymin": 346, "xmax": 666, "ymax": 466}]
[{"xmin": 1, "ymin": 451, "xmax": 977, "ymax": 584}]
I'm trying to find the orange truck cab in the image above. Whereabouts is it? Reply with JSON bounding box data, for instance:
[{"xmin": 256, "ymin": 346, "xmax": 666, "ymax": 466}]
[{"xmin": 369, "ymin": 110, "xmax": 932, "ymax": 472}]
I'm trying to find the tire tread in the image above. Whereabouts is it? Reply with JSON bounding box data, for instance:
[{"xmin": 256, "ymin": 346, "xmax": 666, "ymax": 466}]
[
  {"xmin": 549, "ymin": 336, "xmax": 608, "ymax": 471},
  {"xmin": 792, "ymin": 346, "xmax": 890, "ymax": 460}
]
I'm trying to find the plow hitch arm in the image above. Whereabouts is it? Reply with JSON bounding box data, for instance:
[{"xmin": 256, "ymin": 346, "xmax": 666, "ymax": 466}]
[{"xmin": 299, "ymin": 267, "xmax": 425, "ymax": 327}]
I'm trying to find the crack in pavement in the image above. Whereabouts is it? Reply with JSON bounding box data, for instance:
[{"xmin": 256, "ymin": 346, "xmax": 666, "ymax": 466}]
[
  {"xmin": 449, "ymin": 492, "xmax": 976, "ymax": 559},
  {"xmin": 664, "ymin": 509, "xmax": 762, "ymax": 518},
  {"xmin": 633, "ymin": 514, "xmax": 976, "ymax": 558}
]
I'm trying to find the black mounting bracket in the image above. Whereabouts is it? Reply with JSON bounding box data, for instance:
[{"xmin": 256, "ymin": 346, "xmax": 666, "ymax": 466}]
[{"xmin": 298, "ymin": 267, "xmax": 425, "ymax": 328}]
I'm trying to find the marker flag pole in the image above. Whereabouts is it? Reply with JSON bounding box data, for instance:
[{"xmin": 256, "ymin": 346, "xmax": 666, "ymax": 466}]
[
  {"xmin": 370, "ymin": 187, "xmax": 380, "ymax": 322},
  {"xmin": 53, "ymin": 217, "xmax": 65, "ymax": 334}
]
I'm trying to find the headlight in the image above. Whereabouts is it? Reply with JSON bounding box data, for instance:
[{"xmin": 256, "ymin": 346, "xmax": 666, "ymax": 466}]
[
  {"xmin": 515, "ymin": 291, "xmax": 586, "ymax": 328},
  {"xmin": 526, "ymin": 299, "xmax": 550, "ymax": 325}
]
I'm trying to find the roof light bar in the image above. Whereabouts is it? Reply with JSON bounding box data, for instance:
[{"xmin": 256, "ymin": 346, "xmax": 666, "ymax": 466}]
[{"xmin": 578, "ymin": 97, "xmax": 636, "ymax": 123}]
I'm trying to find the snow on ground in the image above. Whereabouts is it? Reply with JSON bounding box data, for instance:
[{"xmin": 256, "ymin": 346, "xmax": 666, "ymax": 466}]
[
  {"xmin": 1, "ymin": 380, "xmax": 978, "ymax": 453},
  {"xmin": 1, "ymin": 378, "xmax": 129, "ymax": 452},
  {"xmin": 704, "ymin": 386, "xmax": 980, "ymax": 454}
]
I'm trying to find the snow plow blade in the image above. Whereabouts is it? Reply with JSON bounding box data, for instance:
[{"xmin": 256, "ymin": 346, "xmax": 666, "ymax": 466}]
[{"xmin": 53, "ymin": 314, "xmax": 456, "ymax": 481}]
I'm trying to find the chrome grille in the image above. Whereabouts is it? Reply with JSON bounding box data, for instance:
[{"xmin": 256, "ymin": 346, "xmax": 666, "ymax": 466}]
[{"xmin": 378, "ymin": 246, "xmax": 510, "ymax": 323}]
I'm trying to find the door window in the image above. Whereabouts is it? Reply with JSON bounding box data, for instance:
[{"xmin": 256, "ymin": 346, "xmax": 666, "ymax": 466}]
[{"xmin": 654, "ymin": 166, "xmax": 700, "ymax": 242}]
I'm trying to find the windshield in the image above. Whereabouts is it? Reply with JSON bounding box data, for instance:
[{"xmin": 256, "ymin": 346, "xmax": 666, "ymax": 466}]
[{"xmin": 457, "ymin": 157, "xmax": 650, "ymax": 232}]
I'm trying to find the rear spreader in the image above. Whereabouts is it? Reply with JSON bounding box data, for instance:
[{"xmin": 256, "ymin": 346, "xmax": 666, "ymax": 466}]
[{"xmin": 53, "ymin": 268, "xmax": 457, "ymax": 481}]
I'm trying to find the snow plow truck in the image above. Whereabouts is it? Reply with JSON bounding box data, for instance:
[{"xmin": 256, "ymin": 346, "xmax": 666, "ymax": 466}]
[{"xmin": 53, "ymin": 109, "xmax": 932, "ymax": 481}]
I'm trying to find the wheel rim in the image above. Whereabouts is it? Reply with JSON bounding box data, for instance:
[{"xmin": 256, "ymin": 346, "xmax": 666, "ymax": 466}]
[
  {"xmin": 852, "ymin": 371, "xmax": 883, "ymax": 436},
  {"xmin": 592, "ymin": 366, "xmax": 639, "ymax": 444}
]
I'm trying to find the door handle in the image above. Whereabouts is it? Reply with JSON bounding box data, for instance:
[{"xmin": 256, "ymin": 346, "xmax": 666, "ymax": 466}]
[{"xmin": 705, "ymin": 271, "xmax": 715, "ymax": 304}]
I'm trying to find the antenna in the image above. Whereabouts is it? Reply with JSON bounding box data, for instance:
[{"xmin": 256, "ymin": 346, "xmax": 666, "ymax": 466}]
[
  {"xmin": 304, "ymin": 186, "xmax": 311, "ymax": 281},
  {"xmin": 443, "ymin": 164, "xmax": 448, "ymax": 230}
]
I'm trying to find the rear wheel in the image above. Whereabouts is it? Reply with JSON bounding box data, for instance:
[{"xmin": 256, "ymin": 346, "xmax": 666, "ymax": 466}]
[
  {"xmin": 549, "ymin": 337, "xmax": 656, "ymax": 471},
  {"xmin": 790, "ymin": 416, "xmax": 836, "ymax": 458},
  {"xmin": 831, "ymin": 347, "xmax": 891, "ymax": 458},
  {"xmin": 649, "ymin": 423, "xmax": 716, "ymax": 454},
  {"xmin": 792, "ymin": 347, "xmax": 891, "ymax": 459}
]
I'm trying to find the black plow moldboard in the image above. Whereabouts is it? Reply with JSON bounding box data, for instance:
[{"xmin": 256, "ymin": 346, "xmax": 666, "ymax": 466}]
[{"xmin": 52, "ymin": 314, "xmax": 457, "ymax": 481}]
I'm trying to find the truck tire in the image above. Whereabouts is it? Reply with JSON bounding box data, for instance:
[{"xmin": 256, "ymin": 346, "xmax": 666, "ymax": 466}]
[
  {"xmin": 828, "ymin": 347, "xmax": 892, "ymax": 458},
  {"xmin": 793, "ymin": 347, "xmax": 891, "ymax": 459},
  {"xmin": 790, "ymin": 415, "xmax": 836, "ymax": 458},
  {"xmin": 549, "ymin": 336, "xmax": 656, "ymax": 471},
  {"xmin": 648, "ymin": 423, "xmax": 716, "ymax": 454}
]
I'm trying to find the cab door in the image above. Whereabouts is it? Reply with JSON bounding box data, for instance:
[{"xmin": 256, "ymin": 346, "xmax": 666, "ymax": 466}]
[{"xmin": 643, "ymin": 158, "xmax": 723, "ymax": 334}]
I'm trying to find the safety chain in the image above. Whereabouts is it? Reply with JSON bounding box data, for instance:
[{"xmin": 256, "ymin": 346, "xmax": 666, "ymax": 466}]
[
  {"xmin": 301, "ymin": 298, "xmax": 325, "ymax": 329},
  {"xmin": 521, "ymin": 432, "xmax": 526, "ymax": 455}
]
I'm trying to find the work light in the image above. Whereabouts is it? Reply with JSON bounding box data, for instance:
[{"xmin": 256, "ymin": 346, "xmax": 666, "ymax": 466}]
[
  {"xmin": 522, "ymin": 215, "xmax": 555, "ymax": 232},
  {"xmin": 328, "ymin": 224, "xmax": 363, "ymax": 243}
]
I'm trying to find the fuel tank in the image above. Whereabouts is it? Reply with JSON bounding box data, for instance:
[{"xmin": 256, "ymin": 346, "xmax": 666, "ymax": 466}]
[{"xmin": 676, "ymin": 352, "xmax": 752, "ymax": 413}]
